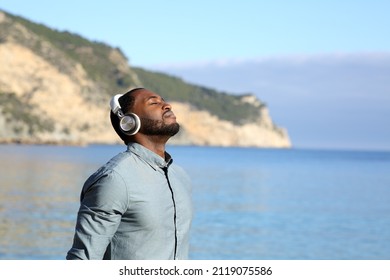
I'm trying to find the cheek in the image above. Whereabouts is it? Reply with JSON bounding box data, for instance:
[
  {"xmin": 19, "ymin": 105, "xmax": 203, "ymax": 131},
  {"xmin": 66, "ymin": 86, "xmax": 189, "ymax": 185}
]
[
  {"xmin": 138, "ymin": 109, "xmax": 160, "ymax": 119},
  {"xmin": 141, "ymin": 112, "xmax": 165, "ymax": 123}
]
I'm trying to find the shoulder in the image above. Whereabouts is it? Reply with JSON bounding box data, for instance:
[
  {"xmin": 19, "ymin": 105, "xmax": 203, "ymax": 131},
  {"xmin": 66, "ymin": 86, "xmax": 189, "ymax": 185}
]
[
  {"xmin": 81, "ymin": 151, "xmax": 137, "ymax": 198},
  {"xmin": 84, "ymin": 152, "xmax": 127, "ymax": 185}
]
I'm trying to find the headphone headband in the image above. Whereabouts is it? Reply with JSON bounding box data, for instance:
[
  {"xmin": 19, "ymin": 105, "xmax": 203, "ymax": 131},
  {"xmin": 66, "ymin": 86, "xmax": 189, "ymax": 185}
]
[
  {"xmin": 110, "ymin": 87, "xmax": 144, "ymax": 115},
  {"xmin": 110, "ymin": 93, "xmax": 125, "ymax": 115}
]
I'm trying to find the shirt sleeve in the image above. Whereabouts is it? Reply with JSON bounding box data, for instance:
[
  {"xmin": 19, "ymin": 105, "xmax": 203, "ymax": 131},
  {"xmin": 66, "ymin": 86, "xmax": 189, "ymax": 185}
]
[{"xmin": 66, "ymin": 170, "xmax": 128, "ymax": 260}]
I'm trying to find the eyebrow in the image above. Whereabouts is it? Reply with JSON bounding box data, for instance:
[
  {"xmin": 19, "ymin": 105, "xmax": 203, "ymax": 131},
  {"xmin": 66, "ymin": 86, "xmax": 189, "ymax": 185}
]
[{"xmin": 146, "ymin": 95, "xmax": 165, "ymax": 102}]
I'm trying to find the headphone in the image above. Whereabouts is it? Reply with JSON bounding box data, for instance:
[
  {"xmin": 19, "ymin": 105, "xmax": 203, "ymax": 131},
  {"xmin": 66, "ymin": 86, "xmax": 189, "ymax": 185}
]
[{"xmin": 110, "ymin": 93, "xmax": 141, "ymax": 135}]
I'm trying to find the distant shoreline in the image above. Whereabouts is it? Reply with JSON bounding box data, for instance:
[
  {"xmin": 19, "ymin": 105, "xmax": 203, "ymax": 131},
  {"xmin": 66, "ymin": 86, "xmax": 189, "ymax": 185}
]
[
  {"xmin": 0, "ymin": 139, "xmax": 89, "ymax": 146},
  {"xmin": 0, "ymin": 139, "xmax": 294, "ymax": 149}
]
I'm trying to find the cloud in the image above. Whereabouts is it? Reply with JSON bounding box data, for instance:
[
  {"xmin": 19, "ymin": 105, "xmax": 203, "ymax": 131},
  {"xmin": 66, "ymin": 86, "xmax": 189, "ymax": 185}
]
[
  {"xmin": 151, "ymin": 52, "xmax": 390, "ymax": 150},
  {"xmin": 151, "ymin": 52, "xmax": 390, "ymax": 70}
]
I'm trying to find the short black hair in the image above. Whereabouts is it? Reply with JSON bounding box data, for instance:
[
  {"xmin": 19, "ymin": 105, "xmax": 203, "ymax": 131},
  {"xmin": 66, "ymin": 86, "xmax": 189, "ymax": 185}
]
[{"xmin": 110, "ymin": 87, "xmax": 144, "ymax": 144}]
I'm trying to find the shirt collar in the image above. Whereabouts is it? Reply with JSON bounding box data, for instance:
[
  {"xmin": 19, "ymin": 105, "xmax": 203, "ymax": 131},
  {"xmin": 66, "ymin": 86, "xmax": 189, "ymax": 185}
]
[{"xmin": 127, "ymin": 142, "xmax": 173, "ymax": 170}]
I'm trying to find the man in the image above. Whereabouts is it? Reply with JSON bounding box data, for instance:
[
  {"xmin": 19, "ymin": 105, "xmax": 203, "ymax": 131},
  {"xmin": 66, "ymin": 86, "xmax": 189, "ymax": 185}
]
[{"xmin": 66, "ymin": 88, "xmax": 193, "ymax": 260}]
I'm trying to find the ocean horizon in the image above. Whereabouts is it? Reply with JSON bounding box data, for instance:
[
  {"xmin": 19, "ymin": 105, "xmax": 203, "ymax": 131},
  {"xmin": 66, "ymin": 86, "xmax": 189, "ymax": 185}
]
[{"xmin": 0, "ymin": 144, "xmax": 389, "ymax": 259}]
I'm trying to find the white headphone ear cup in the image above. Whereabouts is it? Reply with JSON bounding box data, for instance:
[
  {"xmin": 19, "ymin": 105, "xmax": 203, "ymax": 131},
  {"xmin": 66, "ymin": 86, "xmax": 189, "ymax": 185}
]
[{"xmin": 119, "ymin": 113, "xmax": 141, "ymax": 135}]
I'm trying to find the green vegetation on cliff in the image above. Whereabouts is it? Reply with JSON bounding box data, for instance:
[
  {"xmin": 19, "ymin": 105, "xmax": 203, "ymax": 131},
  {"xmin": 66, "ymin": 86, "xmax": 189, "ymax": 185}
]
[
  {"xmin": 133, "ymin": 68, "xmax": 263, "ymax": 124},
  {"xmin": 2, "ymin": 10, "xmax": 264, "ymax": 124}
]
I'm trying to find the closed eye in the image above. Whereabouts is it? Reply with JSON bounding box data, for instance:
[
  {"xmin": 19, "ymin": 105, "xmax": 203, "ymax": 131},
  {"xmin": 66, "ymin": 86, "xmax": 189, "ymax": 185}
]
[{"xmin": 146, "ymin": 95, "xmax": 166, "ymax": 106}]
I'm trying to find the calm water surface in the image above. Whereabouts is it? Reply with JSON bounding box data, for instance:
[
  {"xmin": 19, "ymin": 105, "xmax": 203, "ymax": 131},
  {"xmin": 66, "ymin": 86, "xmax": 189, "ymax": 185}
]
[{"xmin": 0, "ymin": 144, "xmax": 389, "ymax": 259}]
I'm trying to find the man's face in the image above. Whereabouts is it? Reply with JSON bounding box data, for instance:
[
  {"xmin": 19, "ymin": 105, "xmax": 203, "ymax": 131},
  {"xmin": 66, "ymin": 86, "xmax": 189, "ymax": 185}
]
[{"xmin": 132, "ymin": 89, "xmax": 180, "ymax": 136}]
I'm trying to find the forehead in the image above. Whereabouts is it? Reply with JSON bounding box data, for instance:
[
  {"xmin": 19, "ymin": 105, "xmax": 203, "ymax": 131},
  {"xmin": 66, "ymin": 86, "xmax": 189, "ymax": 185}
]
[{"xmin": 133, "ymin": 89, "xmax": 164, "ymax": 102}]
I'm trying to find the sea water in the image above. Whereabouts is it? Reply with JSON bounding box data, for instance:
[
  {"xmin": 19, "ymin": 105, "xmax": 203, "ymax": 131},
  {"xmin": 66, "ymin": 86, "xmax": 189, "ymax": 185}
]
[{"xmin": 0, "ymin": 144, "xmax": 389, "ymax": 259}]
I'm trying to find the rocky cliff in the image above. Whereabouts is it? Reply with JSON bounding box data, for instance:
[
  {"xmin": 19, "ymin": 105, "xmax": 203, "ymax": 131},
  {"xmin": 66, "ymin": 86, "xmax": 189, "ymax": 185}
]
[{"xmin": 0, "ymin": 11, "xmax": 291, "ymax": 148}]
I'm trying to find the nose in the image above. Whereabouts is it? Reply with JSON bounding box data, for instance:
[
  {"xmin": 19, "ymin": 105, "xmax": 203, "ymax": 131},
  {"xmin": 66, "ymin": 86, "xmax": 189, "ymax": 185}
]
[{"xmin": 163, "ymin": 101, "xmax": 172, "ymax": 111}]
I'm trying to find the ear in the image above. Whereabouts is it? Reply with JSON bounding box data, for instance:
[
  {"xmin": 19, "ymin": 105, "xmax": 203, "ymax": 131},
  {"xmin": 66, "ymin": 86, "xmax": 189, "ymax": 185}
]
[{"xmin": 119, "ymin": 113, "xmax": 141, "ymax": 135}]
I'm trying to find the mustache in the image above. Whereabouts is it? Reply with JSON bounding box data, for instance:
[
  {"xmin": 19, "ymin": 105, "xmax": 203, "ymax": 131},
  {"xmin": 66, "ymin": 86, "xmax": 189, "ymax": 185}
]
[{"xmin": 163, "ymin": 110, "xmax": 175, "ymax": 117}]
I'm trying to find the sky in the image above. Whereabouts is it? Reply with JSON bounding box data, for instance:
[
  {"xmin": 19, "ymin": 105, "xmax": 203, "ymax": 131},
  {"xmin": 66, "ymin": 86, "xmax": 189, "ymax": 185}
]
[
  {"xmin": 1, "ymin": 0, "xmax": 390, "ymax": 150},
  {"xmin": 1, "ymin": 0, "xmax": 390, "ymax": 66}
]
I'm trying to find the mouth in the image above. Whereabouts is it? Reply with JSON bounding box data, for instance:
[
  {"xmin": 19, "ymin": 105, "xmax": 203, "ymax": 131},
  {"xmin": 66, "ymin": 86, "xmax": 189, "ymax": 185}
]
[{"xmin": 163, "ymin": 111, "xmax": 176, "ymax": 119}]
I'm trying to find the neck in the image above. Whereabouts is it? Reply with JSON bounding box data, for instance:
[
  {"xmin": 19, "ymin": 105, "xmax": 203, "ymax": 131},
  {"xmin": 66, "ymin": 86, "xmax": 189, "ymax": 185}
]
[{"xmin": 133, "ymin": 135, "xmax": 170, "ymax": 159}]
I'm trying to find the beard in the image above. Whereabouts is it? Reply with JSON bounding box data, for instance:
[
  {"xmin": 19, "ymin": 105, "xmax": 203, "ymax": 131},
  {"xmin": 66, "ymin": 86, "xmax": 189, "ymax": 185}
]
[{"xmin": 140, "ymin": 117, "xmax": 180, "ymax": 137}]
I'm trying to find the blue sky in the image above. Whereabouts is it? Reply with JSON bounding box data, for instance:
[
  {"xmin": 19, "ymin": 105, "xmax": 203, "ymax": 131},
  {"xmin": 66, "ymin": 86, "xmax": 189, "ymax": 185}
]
[
  {"xmin": 1, "ymin": 0, "xmax": 390, "ymax": 150},
  {"xmin": 1, "ymin": 0, "xmax": 389, "ymax": 66}
]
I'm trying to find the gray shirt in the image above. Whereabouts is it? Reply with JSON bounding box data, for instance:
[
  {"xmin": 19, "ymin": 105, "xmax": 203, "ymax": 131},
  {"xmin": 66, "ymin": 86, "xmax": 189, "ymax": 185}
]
[{"xmin": 66, "ymin": 143, "xmax": 193, "ymax": 260}]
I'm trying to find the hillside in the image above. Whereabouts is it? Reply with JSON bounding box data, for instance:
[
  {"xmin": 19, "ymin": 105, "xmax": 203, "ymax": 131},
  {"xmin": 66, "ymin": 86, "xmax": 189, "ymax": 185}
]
[{"xmin": 0, "ymin": 10, "xmax": 291, "ymax": 147}]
